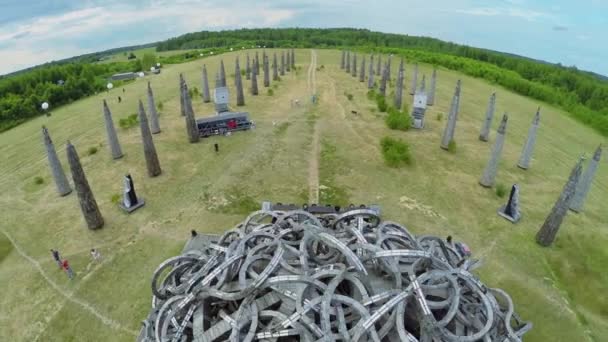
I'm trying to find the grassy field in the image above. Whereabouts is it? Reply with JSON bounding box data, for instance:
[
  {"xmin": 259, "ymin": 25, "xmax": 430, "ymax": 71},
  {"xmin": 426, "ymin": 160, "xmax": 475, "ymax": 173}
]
[{"xmin": 0, "ymin": 49, "xmax": 606, "ymax": 341}]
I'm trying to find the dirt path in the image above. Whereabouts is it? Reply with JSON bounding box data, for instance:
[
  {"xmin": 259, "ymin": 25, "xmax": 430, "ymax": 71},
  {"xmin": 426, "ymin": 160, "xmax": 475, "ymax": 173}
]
[
  {"xmin": 307, "ymin": 50, "xmax": 320, "ymax": 204},
  {"xmin": 0, "ymin": 229, "xmax": 138, "ymax": 337}
]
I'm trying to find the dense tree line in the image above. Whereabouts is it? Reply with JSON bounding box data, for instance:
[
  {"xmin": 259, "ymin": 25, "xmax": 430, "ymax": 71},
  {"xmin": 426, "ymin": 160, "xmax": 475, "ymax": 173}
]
[
  {"xmin": 157, "ymin": 28, "xmax": 608, "ymax": 135},
  {"xmin": 0, "ymin": 60, "xmax": 141, "ymax": 132}
]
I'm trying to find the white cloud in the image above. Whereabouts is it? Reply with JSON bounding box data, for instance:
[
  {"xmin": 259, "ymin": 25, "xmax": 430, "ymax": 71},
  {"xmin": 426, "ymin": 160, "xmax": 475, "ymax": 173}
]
[
  {"xmin": 0, "ymin": 2, "xmax": 295, "ymax": 74},
  {"xmin": 454, "ymin": 6, "xmax": 550, "ymax": 22}
]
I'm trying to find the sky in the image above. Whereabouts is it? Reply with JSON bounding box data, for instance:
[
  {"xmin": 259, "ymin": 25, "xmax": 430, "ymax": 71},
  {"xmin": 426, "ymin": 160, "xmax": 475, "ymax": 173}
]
[{"xmin": 0, "ymin": 0, "xmax": 607, "ymax": 76}]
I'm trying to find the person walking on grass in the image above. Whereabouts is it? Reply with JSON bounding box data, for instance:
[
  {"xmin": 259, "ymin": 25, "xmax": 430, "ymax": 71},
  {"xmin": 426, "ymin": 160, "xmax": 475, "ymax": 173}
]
[
  {"xmin": 50, "ymin": 249, "xmax": 61, "ymax": 269},
  {"xmin": 90, "ymin": 248, "xmax": 102, "ymax": 261},
  {"xmin": 62, "ymin": 259, "xmax": 74, "ymax": 280}
]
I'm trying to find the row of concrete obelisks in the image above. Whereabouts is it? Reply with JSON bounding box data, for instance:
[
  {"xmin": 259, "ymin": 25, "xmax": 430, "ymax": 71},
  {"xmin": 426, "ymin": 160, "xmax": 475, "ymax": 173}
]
[
  {"xmin": 43, "ymin": 82, "xmax": 162, "ymax": 230},
  {"xmin": 342, "ymin": 50, "xmax": 602, "ymax": 247},
  {"xmin": 340, "ymin": 50, "xmax": 438, "ymax": 112}
]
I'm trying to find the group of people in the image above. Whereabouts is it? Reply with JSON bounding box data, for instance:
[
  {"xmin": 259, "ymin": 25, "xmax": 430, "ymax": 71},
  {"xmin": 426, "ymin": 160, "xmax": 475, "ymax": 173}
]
[{"xmin": 50, "ymin": 248, "xmax": 102, "ymax": 280}]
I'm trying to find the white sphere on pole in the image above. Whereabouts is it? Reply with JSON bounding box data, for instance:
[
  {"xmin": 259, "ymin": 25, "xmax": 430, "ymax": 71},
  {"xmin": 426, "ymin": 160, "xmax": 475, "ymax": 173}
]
[
  {"xmin": 41, "ymin": 102, "xmax": 49, "ymax": 110},
  {"xmin": 150, "ymin": 66, "xmax": 155, "ymax": 72},
  {"xmin": 156, "ymin": 62, "xmax": 160, "ymax": 67},
  {"xmin": 210, "ymin": 51, "xmax": 214, "ymax": 55},
  {"xmin": 138, "ymin": 72, "xmax": 145, "ymax": 77},
  {"xmin": 230, "ymin": 48, "xmax": 233, "ymax": 51},
  {"xmin": 107, "ymin": 83, "xmax": 113, "ymax": 90}
]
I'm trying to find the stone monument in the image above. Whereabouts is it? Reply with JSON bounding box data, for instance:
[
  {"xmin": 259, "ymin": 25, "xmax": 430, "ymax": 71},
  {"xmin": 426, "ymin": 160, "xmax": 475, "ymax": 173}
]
[
  {"xmin": 351, "ymin": 53, "xmax": 357, "ymax": 77},
  {"xmin": 263, "ymin": 55, "xmax": 270, "ymax": 87},
  {"xmin": 66, "ymin": 141, "xmax": 103, "ymax": 229},
  {"xmin": 376, "ymin": 54, "xmax": 381, "ymax": 76},
  {"xmin": 427, "ymin": 68, "xmax": 437, "ymax": 106},
  {"xmin": 410, "ymin": 63, "xmax": 419, "ymax": 95},
  {"xmin": 345, "ymin": 51, "xmax": 350, "ymax": 73},
  {"xmin": 340, "ymin": 50, "xmax": 345, "ymax": 69},
  {"xmin": 147, "ymin": 82, "xmax": 160, "ymax": 134},
  {"xmin": 272, "ymin": 53, "xmax": 279, "ymax": 81},
  {"xmin": 479, "ymin": 92, "xmax": 496, "ymax": 142},
  {"xmin": 517, "ymin": 108, "xmax": 541, "ymax": 169},
  {"xmin": 394, "ymin": 60, "xmax": 404, "ymax": 110},
  {"xmin": 42, "ymin": 126, "xmax": 72, "ymax": 196},
  {"xmin": 291, "ymin": 49, "xmax": 295, "ymax": 68},
  {"xmin": 234, "ymin": 57, "xmax": 245, "ymax": 106},
  {"xmin": 179, "ymin": 74, "xmax": 186, "ymax": 116},
  {"xmin": 411, "ymin": 79, "xmax": 428, "ymax": 129},
  {"xmin": 251, "ymin": 66, "xmax": 259, "ymax": 95},
  {"xmin": 102, "ymin": 100, "xmax": 123, "ymax": 160},
  {"xmin": 139, "ymin": 100, "xmax": 164, "ymax": 173},
  {"xmin": 359, "ymin": 57, "xmax": 365, "ymax": 82},
  {"xmin": 219, "ymin": 60, "xmax": 226, "ymax": 87},
  {"xmin": 368, "ymin": 55, "xmax": 375, "ymax": 89},
  {"xmin": 479, "ymin": 113, "xmax": 508, "ymax": 187},
  {"xmin": 285, "ymin": 51, "xmax": 290, "ymax": 72},
  {"xmin": 201, "ymin": 65, "xmax": 211, "ymax": 103},
  {"xmin": 280, "ymin": 51, "xmax": 285, "ymax": 76},
  {"xmin": 246, "ymin": 54, "xmax": 251, "ymax": 80},
  {"xmin": 570, "ymin": 145, "xmax": 602, "ymax": 213},
  {"xmin": 536, "ymin": 157, "xmax": 583, "ymax": 246},
  {"xmin": 498, "ymin": 184, "xmax": 521, "ymax": 223},
  {"xmin": 440, "ymin": 80, "xmax": 462, "ymax": 150},
  {"xmin": 120, "ymin": 174, "xmax": 145, "ymax": 213},
  {"xmin": 379, "ymin": 64, "xmax": 388, "ymax": 96}
]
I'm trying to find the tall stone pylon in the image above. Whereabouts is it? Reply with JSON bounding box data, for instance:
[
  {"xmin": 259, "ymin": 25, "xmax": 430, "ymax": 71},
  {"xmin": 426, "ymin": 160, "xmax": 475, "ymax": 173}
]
[
  {"xmin": 440, "ymin": 80, "xmax": 462, "ymax": 150},
  {"xmin": 368, "ymin": 55, "xmax": 375, "ymax": 89},
  {"xmin": 246, "ymin": 54, "xmax": 251, "ymax": 80},
  {"xmin": 479, "ymin": 93, "xmax": 497, "ymax": 142},
  {"xmin": 263, "ymin": 55, "xmax": 270, "ymax": 87},
  {"xmin": 351, "ymin": 53, "xmax": 357, "ymax": 77},
  {"xmin": 280, "ymin": 51, "xmax": 285, "ymax": 76},
  {"xmin": 345, "ymin": 51, "xmax": 350, "ymax": 73},
  {"xmin": 147, "ymin": 82, "xmax": 160, "ymax": 134},
  {"xmin": 42, "ymin": 126, "xmax": 72, "ymax": 196},
  {"xmin": 479, "ymin": 113, "xmax": 509, "ymax": 188},
  {"xmin": 359, "ymin": 57, "xmax": 366, "ymax": 82},
  {"xmin": 427, "ymin": 68, "xmax": 437, "ymax": 106},
  {"xmin": 517, "ymin": 108, "xmax": 541, "ymax": 169},
  {"xmin": 340, "ymin": 50, "xmax": 345, "ymax": 69},
  {"xmin": 409, "ymin": 63, "xmax": 419, "ymax": 95},
  {"xmin": 286, "ymin": 51, "xmax": 291, "ymax": 72},
  {"xmin": 219, "ymin": 60, "xmax": 227, "ymax": 87},
  {"xmin": 251, "ymin": 66, "xmax": 259, "ymax": 95},
  {"xmin": 272, "ymin": 53, "xmax": 279, "ymax": 81},
  {"xmin": 201, "ymin": 65, "xmax": 211, "ymax": 103},
  {"xmin": 183, "ymin": 84, "xmax": 200, "ymax": 144},
  {"xmin": 376, "ymin": 55, "xmax": 381, "ymax": 76},
  {"xmin": 536, "ymin": 157, "xmax": 583, "ymax": 246},
  {"xmin": 235, "ymin": 57, "xmax": 245, "ymax": 106},
  {"xmin": 179, "ymin": 74, "xmax": 186, "ymax": 116},
  {"xmin": 66, "ymin": 141, "xmax": 103, "ymax": 229},
  {"xmin": 291, "ymin": 49, "xmax": 295, "ymax": 68},
  {"xmin": 102, "ymin": 100, "xmax": 123, "ymax": 160},
  {"xmin": 138, "ymin": 100, "xmax": 163, "ymax": 175},
  {"xmin": 379, "ymin": 64, "xmax": 389, "ymax": 96},
  {"xmin": 419, "ymin": 74, "xmax": 426, "ymax": 93},
  {"xmin": 570, "ymin": 145, "xmax": 602, "ymax": 213},
  {"xmin": 255, "ymin": 52, "xmax": 260, "ymax": 74},
  {"xmin": 394, "ymin": 64, "xmax": 404, "ymax": 110}
]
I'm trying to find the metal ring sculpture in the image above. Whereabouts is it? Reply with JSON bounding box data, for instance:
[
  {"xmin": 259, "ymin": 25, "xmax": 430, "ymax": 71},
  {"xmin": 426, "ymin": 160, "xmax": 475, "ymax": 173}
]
[{"xmin": 138, "ymin": 209, "xmax": 531, "ymax": 341}]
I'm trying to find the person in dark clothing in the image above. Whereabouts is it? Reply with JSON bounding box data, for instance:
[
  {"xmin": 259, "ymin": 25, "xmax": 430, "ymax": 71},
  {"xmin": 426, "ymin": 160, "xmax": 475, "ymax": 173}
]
[
  {"xmin": 122, "ymin": 88, "xmax": 125, "ymax": 93},
  {"xmin": 214, "ymin": 143, "xmax": 219, "ymax": 153},
  {"xmin": 62, "ymin": 259, "xmax": 74, "ymax": 279},
  {"xmin": 446, "ymin": 236, "xmax": 453, "ymax": 246},
  {"xmin": 191, "ymin": 230, "xmax": 198, "ymax": 238},
  {"xmin": 50, "ymin": 249, "xmax": 62, "ymax": 268},
  {"xmin": 118, "ymin": 96, "xmax": 122, "ymax": 103}
]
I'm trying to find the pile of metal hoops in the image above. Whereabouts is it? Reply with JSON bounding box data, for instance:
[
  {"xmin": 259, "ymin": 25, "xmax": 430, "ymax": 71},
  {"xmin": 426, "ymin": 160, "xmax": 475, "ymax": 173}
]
[{"xmin": 137, "ymin": 209, "xmax": 531, "ymax": 341}]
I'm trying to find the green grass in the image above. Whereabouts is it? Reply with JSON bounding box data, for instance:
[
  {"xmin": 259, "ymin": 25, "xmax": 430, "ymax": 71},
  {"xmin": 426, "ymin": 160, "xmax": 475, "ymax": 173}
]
[{"xmin": 0, "ymin": 48, "xmax": 606, "ymax": 342}]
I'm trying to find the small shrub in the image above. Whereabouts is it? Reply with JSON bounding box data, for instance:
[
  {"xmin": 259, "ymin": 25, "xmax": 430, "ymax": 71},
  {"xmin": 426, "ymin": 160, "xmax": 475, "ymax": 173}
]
[
  {"xmin": 385, "ymin": 107, "xmax": 411, "ymax": 131},
  {"xmin": 376, "ymin": 94, "xmax": 388, "ymax": 112},
  {"xmin": 436, "ymin": 113, "xmax": 443, "ymax": 121},
  {"xmin": 119, "ymin": 113, "xmax": 139, "ymax": 129},
  {"xmin": 346, "ymin": 93, "xmax": 354, "ymax": 101},
  {"xmin": 240, "ymin": 69, "xmax": 246, "ymax": 76},
  {"xmin": 447, "ymin": 140, "xmax": 457, "ymax": 153},
  {"xmin": 87, "ymin": 146, "xmax": 98, "ymax": 155},
  {"xmin": 380, "ymin": 136, "xmax": 413, "ymax": 167},
  {"xmin": 272, "ymin": 83, "xmax": 279, "ymax": 89},
  {"xmin": 367, "ymin": 89, "xmax": 377, "ymax": 100},
  {"xmin": 267, "ymin": 89, "xmax": 274, "ymax": 96},
  {"xmin": 34, "ymin": 176, "xmax": 44, "ymax": 185},
  {"xmin": 157, "ymin": 101, "xmax": 164, "ymax": 111},
  {"xmin": 110, "ymin": 193, "xmax": 121, "ymax": 204},
  {"xmin": 496, "ymin": 184, "xmax": 507, "ymax": 198}
]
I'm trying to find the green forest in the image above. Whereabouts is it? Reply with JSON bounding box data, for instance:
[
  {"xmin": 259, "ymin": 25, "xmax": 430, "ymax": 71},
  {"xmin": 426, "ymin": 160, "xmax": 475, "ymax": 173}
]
[{"xmin": 1, "ymin": 28, "xmax": 607, "ymax": 135}]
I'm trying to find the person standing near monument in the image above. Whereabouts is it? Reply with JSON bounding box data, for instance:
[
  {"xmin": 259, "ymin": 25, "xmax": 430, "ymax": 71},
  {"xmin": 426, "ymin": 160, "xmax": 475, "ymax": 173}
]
[
  {"xmin": 214, "ymin": 143, "xmax": 219, "ymax": 153},
  {"xmin": 90, "ymin": 248, "xmax": 102, "ymax": 261},
  {"xmin": 62, "ymin": 259, "xmax": 74, "ymax": 279},
  {"xmin": 50, "ymin": 249, "xmax": 62, "ymax": 268}
]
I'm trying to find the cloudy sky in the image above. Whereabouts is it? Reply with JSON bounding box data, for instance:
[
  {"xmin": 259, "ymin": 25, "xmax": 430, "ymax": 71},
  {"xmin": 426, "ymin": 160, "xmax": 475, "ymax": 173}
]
[{"xmin": 0, "ymin": 0, "xmax": 606, "ymax": 76}]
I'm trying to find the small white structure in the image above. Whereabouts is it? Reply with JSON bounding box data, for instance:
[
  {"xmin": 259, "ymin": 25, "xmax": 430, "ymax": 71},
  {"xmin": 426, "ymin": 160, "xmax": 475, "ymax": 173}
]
[
  {"xmin": 107, "ymin": 83, "xmax": 114, "ymax": 90},
  {"xmin": 213, "ymin": 87, "xmax": 230, "ymax": 113},
  {"xmin": 411, "ymin": 92, "xmax": 428, "ymax": 129},
  {"xmin": 41, "ymin": 102, "xmax": 49, "ymax": 110}
]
